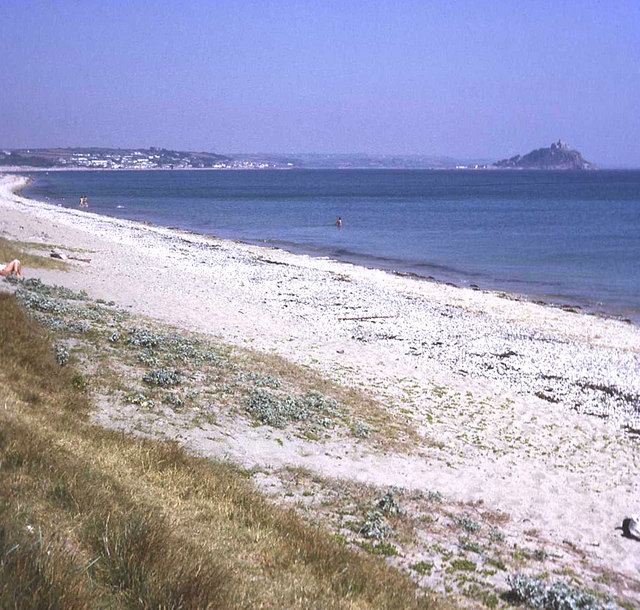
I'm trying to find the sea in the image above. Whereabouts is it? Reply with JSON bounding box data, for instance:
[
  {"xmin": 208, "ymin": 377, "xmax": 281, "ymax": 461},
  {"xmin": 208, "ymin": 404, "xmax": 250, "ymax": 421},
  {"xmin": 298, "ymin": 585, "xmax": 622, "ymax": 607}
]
[{"xmin": 21, "ymin": 169, "xmax": 640, "ymax": 323}]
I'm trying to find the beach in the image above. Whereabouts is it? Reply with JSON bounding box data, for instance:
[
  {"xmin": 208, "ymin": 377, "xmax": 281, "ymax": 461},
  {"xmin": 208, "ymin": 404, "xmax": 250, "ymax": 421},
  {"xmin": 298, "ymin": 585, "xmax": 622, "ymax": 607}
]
[{"xmin": 2, "ymin": 172, "xmax": 639, "ymax": 600}]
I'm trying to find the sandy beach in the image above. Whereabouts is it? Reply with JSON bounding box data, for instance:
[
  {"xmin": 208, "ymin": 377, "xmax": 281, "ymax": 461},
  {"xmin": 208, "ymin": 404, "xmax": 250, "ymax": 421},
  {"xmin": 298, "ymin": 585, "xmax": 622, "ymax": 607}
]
[{"xmin": 2, "ymin": 172, "xmax": 639, "ymax": 601}]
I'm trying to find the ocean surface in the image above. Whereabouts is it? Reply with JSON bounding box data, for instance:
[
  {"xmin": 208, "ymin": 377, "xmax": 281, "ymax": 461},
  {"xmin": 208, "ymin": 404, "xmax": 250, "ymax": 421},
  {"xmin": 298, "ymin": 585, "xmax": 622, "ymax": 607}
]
[{"xmin": 22, "ymin": 169, "xmax": 640, "ymax": 322}]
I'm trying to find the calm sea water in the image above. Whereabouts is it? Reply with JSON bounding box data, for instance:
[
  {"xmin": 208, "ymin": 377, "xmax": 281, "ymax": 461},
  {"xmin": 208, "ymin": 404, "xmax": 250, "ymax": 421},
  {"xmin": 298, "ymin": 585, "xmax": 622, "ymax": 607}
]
[{"xmin": 22, "ymin": 169, "xmax": 640, "ymax": 322}]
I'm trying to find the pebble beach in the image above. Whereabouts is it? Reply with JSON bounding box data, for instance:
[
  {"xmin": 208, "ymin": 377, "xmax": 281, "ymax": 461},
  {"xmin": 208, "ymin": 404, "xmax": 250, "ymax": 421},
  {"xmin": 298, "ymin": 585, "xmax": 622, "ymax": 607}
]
[{"xmin": 2, "ymin": 172, "xmax": 640, "ymax": 599}]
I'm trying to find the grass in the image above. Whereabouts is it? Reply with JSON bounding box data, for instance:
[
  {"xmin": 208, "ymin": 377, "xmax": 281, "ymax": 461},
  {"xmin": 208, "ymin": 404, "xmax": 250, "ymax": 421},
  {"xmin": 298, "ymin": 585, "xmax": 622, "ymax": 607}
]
[
  {"xmin": 0, "ymin": 235, "xmax": 69, "ymax": 270},
  {"xmin": 0, "ymin": 292, "xmax": 444, "ymax": 609}
]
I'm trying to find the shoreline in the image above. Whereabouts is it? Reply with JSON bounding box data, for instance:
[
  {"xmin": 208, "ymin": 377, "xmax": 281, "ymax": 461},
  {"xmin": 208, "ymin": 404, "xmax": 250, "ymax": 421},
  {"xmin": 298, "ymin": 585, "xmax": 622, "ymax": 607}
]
[
  {"xmin": 3, "ymin": 171, "xmax": 639, "ymax": 423},
  {"xmin": 2, "ymin": 171, "xmax": 640, "ymax": 596},
  {"xmin": 18, "ymin": 170, "xmax": 639, "ymax": 326},
  {"xmin": 246, "ymin": 236, "xmax": 637, "ymax": 325}
]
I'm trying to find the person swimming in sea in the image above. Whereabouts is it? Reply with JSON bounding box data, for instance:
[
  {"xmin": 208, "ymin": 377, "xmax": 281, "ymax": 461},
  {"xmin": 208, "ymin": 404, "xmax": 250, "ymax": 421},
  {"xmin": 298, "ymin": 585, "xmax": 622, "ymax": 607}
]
[{"xmin": 336, "ymin": 216, "xmax": 342, "ymax": 228}]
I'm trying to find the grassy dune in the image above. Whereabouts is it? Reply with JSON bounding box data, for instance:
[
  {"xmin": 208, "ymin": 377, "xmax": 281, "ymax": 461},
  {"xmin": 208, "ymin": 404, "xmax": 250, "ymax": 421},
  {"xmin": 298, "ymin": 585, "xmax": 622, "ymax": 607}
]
[{"xmin": 0, "ymin": 292, "xmax": 443, "ymax": 609}]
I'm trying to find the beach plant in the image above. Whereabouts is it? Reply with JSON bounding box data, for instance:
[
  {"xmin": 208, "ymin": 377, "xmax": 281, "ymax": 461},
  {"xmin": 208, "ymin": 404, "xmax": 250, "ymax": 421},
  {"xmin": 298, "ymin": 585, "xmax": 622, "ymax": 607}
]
[
  {"xmin": 136, "ymin": 350, "xmax": 159, "ymax": 367},
  {"xmin": 32, "ymin": 313, "xmax": 91, "ymax": 333},
  {"xmin": 458, "ymin": 517, "xmax": 481, "ymax": 532},
  {"xmin": 253, "ymin": 374, "xmax": 281, "ymax": 388},
  {"xmin": 71, "ymin": 373, "xmax": 88, "ymax": 391},
  {"xmin": 359, "ymin": 510, "xmax": 390, "ymax": 541},
  {"xmin": 17, "ymin": 289, "xmax": 68, "ymax": 315},
  {"xmin": 235, "ymin": 372, "xmax": 281, "ymax": 389},
  {"xmin": 126, "ymin": 327, "xmax": 164, "ymax": 349},
  {"xmin": 124, "ymin": 326, "xmax": 222, "ymax": 368},
  {"xmin": 166, "ymin": 339, "xmax": 200, "ymax": 363},
  {"xmin": 15, "ymin": 279, "xmax": 108, "ymax": 327},
  {"xmin": 127, "ymin": 393, "xmax": 156, "ymax": 409},
  {"xmin": 352, "ymin": 420, "xmax": 371, "ymax": 438},
  {"xmin": 427, "ymin": 491, "xmax": 444, "ymax": 503},
  {"xmin": 459, "ymin": 538, "xmax": 483, "ymax": 554},
  {"xmin": 245, "ymin": 389, "xmax": 341, "ymax": 429},
  {"xmin": 54, "ymin": 344, "xmax": 69, "ymax": 366},
  {"xmin": 143, "ymin": 368, "xmax": 182, "ymax": 387},
  {"xmin": 163, "ymin": 393, "xmax": 184, "ymax": 409},
  {"xmin": 377, "ymin": 489, "xmax": 402, "ymax": 515},
  {"xmin": 506, "ymin": 574, "xmax": 614, "ymax": 610},
  {"xmin": 65, "ymin": 319, "xmax": 92, "ymax": 333},
  {"xmin": 185, "ymin": 389, "xmax": 200, "ymax": 401},
  {"xmin": 245, "ymin": 389, "xmax": 289, "ymax": 427},
  {"xmin": 77, "ymin": 305, "xmax": 106, "ymax": 322}
]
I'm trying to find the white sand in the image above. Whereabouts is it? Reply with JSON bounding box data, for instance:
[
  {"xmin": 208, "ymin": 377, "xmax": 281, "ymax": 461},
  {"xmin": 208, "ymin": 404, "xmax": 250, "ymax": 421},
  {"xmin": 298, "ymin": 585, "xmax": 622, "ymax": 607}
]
[{"xmin": 2, "ymin": 173, "xmax": 639, "ymax": 596}]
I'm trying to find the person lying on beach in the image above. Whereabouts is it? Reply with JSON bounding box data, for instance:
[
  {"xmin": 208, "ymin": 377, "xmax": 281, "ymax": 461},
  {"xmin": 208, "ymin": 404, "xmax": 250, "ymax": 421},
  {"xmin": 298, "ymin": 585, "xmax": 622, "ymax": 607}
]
[{"xmin": 0, "ymin": 259, "xmax": 23, "ymax": 278}]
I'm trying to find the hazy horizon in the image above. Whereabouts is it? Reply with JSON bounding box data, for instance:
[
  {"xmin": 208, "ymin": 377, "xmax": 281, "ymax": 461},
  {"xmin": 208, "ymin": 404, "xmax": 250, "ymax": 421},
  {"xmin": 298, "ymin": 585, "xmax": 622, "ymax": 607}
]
[{"xmin": 1, "ymin": 1, "xmax": 639, "ymax": 167}]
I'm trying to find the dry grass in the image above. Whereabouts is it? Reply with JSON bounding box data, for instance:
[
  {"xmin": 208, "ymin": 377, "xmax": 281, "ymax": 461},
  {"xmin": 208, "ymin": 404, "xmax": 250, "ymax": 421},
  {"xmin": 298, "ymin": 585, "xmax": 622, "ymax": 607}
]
[
  {"xmin": 0, "ymin": 293, "xmax": 446, "ymax": 609},
  {"xmin": 0, "ymin": 236, "xmax": 69, "ymax": 270}
]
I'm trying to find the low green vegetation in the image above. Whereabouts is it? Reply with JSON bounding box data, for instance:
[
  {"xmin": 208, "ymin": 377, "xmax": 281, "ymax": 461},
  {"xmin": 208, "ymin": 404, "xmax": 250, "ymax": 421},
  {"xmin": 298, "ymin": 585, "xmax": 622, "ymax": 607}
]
[
  {"xmin": 411, "ymin": 561, "xmax": 434, "ymax": 576},
  {"xmin": 359, "ymin": 510, "xmax": 391, "ymax": 541},
  {"xmin": 8, "ymin": 276, "xmax": 390, "ymax": 443},
  {"xmin": 246, "ymin": 388, "xmax": 343, "ymax": 429},
  {"xmin": 359, "ymin": 540, "xmax": 400, "ymax": 557},
  {"xmin": 457, "ymin": 516, "xmax": 481, "ymax": 533},
  {"xmin": 448, "ymin": 559, "xmax": 476, "ymax": 573},
  {"xmin": 507, "ymin": 574, "xmax": 614, "ymax": 610},
  {"xmin": 0, "ymin": 291, "xmax": 443, "ymax": 609}
]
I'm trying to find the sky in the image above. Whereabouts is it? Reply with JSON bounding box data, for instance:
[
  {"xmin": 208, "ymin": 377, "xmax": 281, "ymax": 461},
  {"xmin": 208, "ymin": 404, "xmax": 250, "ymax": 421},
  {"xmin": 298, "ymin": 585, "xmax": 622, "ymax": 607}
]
[{"xmin": 1, "ymin": 0, "xmax": 639, "ymax": 166}]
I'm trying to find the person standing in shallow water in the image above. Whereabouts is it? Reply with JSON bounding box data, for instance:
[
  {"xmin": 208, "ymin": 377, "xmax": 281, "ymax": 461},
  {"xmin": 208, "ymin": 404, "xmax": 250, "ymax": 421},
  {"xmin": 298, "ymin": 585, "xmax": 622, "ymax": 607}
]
[{"xmin": 336, "ymin": 216, "xmax": 342, "ymax": 228}]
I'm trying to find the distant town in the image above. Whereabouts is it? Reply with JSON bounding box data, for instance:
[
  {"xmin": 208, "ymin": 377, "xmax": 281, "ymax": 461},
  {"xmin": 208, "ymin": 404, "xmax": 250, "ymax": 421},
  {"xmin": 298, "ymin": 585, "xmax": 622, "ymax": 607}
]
[
  {"xmin": 0, "ymin": 142, "xmax": 594, "ymax": 170},
  {"xmin": 0, "ymin": 147, "xmax": 493, "ymax": 170},
  {"xmin": 0, "ymin": 147, "xmax": 280, "ymax": 170}
]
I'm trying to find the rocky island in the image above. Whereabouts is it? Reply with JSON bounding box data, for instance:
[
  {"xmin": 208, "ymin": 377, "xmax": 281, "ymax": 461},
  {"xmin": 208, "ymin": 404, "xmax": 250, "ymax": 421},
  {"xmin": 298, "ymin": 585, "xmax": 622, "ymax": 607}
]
[{"xmin": 494, "ymin": 140, "xmax": 595, "ymax": 170}]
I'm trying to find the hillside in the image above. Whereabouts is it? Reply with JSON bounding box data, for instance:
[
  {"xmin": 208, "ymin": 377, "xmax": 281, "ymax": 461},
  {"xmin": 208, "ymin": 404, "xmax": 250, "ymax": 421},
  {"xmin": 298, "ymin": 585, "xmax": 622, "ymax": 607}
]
[
  {"xmin": 494, "ymin": 140, "xmax": 595, "ymax": 170},
  {"xmin": 0, "ymin": 147, "xmax": 238, "ymax": 169}
]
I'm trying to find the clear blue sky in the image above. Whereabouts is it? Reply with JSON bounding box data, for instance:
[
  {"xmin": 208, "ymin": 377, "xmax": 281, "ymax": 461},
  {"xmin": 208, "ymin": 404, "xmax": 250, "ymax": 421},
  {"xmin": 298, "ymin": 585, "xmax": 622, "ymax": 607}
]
[{"xmin": 1, "ymin": 0, "xmax": 638, "ymax": 166}]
